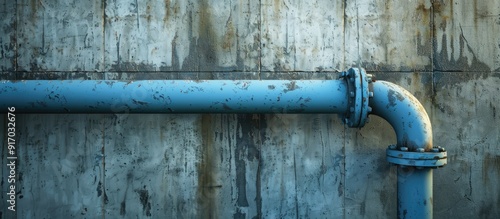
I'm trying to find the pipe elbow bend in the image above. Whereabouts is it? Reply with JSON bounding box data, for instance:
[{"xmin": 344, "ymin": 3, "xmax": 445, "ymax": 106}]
[{"xmin": 369, "ymin": 81, "xmax": 432, "ymax": 151}]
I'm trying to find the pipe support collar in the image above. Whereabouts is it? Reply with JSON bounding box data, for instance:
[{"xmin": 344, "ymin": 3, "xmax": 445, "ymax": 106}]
[{"xmin": 386, "ymin": 145, "xmax": 447, "ymax": 168}]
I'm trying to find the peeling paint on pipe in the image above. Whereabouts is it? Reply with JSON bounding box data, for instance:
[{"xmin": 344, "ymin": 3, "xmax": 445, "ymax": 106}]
[
  {"xmin": 0, "ymin": 80, "xmax": 349, "ymax": 114},
  {"xmin": 369, "ymin": 81, "xmax": 433, "ymax": 151}
]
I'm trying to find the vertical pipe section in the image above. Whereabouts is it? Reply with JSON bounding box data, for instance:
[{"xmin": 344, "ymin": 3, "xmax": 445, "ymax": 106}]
[
  {"xmin": 0, "ymin": 80, "xmax": 349, "ymax": 114},
  {"xmin": 369, "ymin": 79, "xmax": 436, "ymax": 219},
  {"xmin": 397, "ymin": 166, "xmax": 432, "ymax": 219}
]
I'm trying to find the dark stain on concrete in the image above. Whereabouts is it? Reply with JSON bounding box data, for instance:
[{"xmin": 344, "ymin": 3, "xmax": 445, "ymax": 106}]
[
  {"xmin": 111, "ymin": 61, "xmax": 159, "ymax": 71},
  {"xmin": 235, "ymin": 114, "xmax": 267, "ymax": 217},
  {"xmin": 235, "ymin": 116, "xmax": 250, "ymax": 208},
  {"xmin": 120, "ymin": 200, "xmax": 126, "ymax": 216},
  {"xmin": 255, "ymin": 115, "xmax": 265, "ymax": 218},
  {"xmin": 432, "ymin": 71, "xmax": 491, "ymax": 89},
  {"xmin": 479, "ymin": 201, "xmax": 494, "ymax": 219},
  {"xmin": 233, "ymin": 209, "xmax": 245, "ymax": 219},
  {"xmin": 16, "ymin": 72, "xmax": 105, "ymax": 80},
  {"xmin": 115, "ymin": 34, "xmax": 121, "ymax": 69},
  {"xmin": 491, "ymin": 101, "xmax": 496, "ymax": 119},
  {"xmin": 234, "ymin": 114, "xmax": 264, "ymax": 216},
  {"xmin": 431, "ymin": 0, "xmax": 443, "ymax": 13},
  {"xmin": 103, "ymin": 190, "xmax": 109, "ymax": 204},
  {"xmin": 359, "ymin": 200, "xmax": 366, "ymax": 215},
  {"xmin": 222, "ymin": 13, "xmax": 235, "ymax": 52},
  {"xmin": 136, "ymin": 188, "xmax": 152, "ymax": 217},
  {"xmin": 378, "ymin": 187, "xmax": 394, "ymax": 218},
  {"xmin": 1, "ymin": 14, "xmax": 17, "ymax": 71},
  {"xmin": 197, "ymin": 114, "xmax": 218, "ymax": 218},
  {"xmin": 163, "ymin": 0, "xmax": 171, "ymax": 24},
  {"xmin": 431, "ymin": 71, "xmax": 494, "ymax": 115},
  {"xmin": 97, "ymin": 180, "xmax": 103, "ymax": 197},
  {"xmin": 433, "ymin": 31, "xmax": 491, "ymax": 72},
  {"xmin": 239, "ymin": 114, "xmax": 262, "ymax": 161},
  {"xmin": 29, "ymin": 0, "xmax": 39, "ymax": 21},
  {"xmin": 482, "ymin": 153, "xmax": 500, "ymax": 184},
  {"xmin": 182, "ymin": 1, "xmax": 218, "ymax": 71},
  {"xmin": 415, "ymin": 3, "xmax": 433, "ymax": 69}
]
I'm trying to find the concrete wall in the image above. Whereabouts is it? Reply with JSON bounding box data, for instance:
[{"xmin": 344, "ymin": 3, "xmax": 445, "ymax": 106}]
[{"xmin": 1, "ymin": 0, "xmax": 499, "ymax": 218}]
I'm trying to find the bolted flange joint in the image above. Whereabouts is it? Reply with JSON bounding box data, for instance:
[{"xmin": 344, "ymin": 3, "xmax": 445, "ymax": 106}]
[
  {"xmin": 339, "ymin": 68, "xmax": 372, "ymax": 128},
  {"xmin": 386, "ymin": 145, "xmax": 447, "ymax": 168}
]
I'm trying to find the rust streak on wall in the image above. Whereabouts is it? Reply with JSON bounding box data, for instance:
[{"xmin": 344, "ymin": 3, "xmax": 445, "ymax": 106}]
[{"xmin": 197, "ymin": 114, "xmax": 218, "ymax": 218}]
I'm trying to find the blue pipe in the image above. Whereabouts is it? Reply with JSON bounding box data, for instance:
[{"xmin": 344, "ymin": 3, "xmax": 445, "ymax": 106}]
[
  {"xmin": 0, "ymin": 68, "xmax": 445, "ymax": 218},
  {"xmin": 397, "ymin": 166, "xmax": 433, "ymax": 219},
  {"xmin": 0, "ymin": 80, "xmax": 348, "ymax": 114},
  {"xmin": 369, "ymin": 78, "xmax": 445, "ymax": 219},
  {"xmin": 369, "ymin": 81, "xmax": 432, "ymax": 151}
]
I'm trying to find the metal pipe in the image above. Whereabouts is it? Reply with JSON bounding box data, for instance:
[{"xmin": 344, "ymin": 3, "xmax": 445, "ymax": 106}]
[
  {"xmin": 0, "ymin": 80, "xmax": 349, "ymax": 114},
  {"xmin": 369, "ymin": 81, "xmax": 433, "ymax": 151},
  {"xmin": 397, "ymin": 166, "xmax": 433, "ymax": 219},
  {"xmin": 0, "ymin": 68, "xmax": 446, "ymax": 218},
  {"xmin": 369, "ymin": 79, "xmax": 446, "ymax": 219}
]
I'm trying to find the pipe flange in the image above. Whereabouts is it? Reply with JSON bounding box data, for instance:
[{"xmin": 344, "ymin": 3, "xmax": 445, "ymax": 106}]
[
  {"xmin": 386, "ymin": 145, "xmax": 447, "ymax": 168},
  {"xmin": 339, "ymin": 68, "xmax": 371, "ymax": 127}
]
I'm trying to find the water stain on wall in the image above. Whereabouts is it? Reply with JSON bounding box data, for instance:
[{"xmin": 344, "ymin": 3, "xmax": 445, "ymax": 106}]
[
  {"xmin": 136, "ymin": 188, "xmax": 152, "ymax": 217},
  {"xmin": 434, "ymin": 34, "xmax": 491, "ymax": 72},
  {"xmin": 433, "ymin": 0, "xmax": 500, "ymax": 72},
  {"xmin": 163, "ymin": 0, "xmax": 171, "ymax": 24},
  {"xmin": 197, "ymin": 114, "xmax": 218, "ymax": 217},
  {"xmin": 482, "ymin": 153, "xmax": 500, "ymax": 183},
  {"xmin": 222, "ymin": 114, "xmax": 265, "ymax": 218},
  {"xmin": 182, "ymin": 0, "xmax": 219, "ymax": 71}
]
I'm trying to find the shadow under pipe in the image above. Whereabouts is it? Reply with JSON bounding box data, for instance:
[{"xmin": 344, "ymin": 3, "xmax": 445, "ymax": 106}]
[{"xmin": 0, "ymin": 68, "xmax": 446, "ymax": 218}]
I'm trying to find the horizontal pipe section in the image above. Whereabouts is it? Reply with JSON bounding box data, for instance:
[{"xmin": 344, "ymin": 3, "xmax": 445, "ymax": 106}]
[
  {"xmin": 0, "ymin": 80, "xmax": 349, "ymax": 114},
  {"xmin": 369, "ymin": 81, "xmax": 433, "ymax": 151}
]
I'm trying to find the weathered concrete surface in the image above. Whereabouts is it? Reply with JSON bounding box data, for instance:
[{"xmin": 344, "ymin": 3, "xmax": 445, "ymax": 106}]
[
  {"xmin": 0, "ymin": 0, "xmax": 16, "ymax": 71},
  {"xmin": 3, "ymin": 114, "xmax": 346, "ymax": 218},
  {"xmin": 344, "ymin": 0, "xmax": 433, "ymax": 71},
  {"xmin": 431, "ymin": 72, "xmax": 500, "ymax": 218},
  {"xmin": 105, "ymin": 0, "xmax": 260, "ymax": 71},
  {"xmin": 434, "ymin": 1, "xmax": 500, "ymax": 72},
  {"xmin": 1, "ymin": 0, "xmax": 500, "ymax": 218},
  {"xmin": 261, "ymin": 0, "xmax": 345, "ymax": 72},
  {"xmin": 16, "ymin": 0, "xmax": 104, "ymax": 71},
  {"xmin": 1, "ymin": 115, "xmax": 105, "ymax": 218}
]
